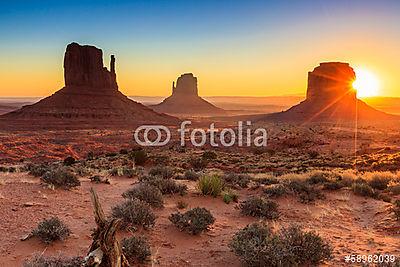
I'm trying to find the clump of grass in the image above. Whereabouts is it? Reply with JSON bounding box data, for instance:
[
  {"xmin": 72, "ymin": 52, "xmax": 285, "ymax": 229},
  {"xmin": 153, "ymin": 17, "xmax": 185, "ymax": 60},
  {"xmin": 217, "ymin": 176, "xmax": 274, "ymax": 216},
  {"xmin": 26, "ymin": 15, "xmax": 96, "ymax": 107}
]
[
  {"xmin": 121, "ymin": 236, "xmax": 151, "ymax": 264},
  {"xmin": 239, "ymin": 196, "xmax": 279, "ymax": 219},
  {"xmin": 352, "ymin": 182, "xmax": 377, "ymax": 198},
  {"xmin": 144, "ymin": 176, "xmax": 187, "ymax": 195},
  {"xmin": 32, "ymin": 217, "xmax": 71, "ymax": 244},
  {"xmin": 229, "ymin": 223, "xmax": 332, "ymax": 267},
  {"xmin": 198, "ymin": 175, "xmax": 224, "ymax": 197},
  {"xmin": 41, "ymin": 167, "xmax": 80, "ymax": 189},
  {"xmin": 148, "ymin": 166, "xmax": 174, "ymax": 179},
  {"xmin": 122, "ymin": 184, "xmax": 163, "ymax": 208},
  {"xmin": 222, "ymin": 173, "xmax": 251, "ymax": 188},
  {"xmin": 169, "ymin": 207, "xmax": 215, "ymax": 235},
  {"xmin": 23, "ymin": 254, "xmax": 83, "ymax": 267},
  {"xmin": 264, "ymin": 184, "xmax": 287, "ymax": 198},
  {"xmin": 111, "ymin": 199, "xmax": 156, "ymax": 229},
  {"xmin": 222, "ymin": 189, "xmax": 239, "ymax": 204}
]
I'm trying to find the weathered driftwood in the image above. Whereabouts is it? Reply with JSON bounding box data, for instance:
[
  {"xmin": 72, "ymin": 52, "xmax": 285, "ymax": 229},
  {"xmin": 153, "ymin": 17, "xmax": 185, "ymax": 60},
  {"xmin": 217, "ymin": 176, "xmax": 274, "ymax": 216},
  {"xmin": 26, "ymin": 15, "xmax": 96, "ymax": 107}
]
[{"xmin": 84, "ymin": 188, "xmax": 130, "ymax": 267}]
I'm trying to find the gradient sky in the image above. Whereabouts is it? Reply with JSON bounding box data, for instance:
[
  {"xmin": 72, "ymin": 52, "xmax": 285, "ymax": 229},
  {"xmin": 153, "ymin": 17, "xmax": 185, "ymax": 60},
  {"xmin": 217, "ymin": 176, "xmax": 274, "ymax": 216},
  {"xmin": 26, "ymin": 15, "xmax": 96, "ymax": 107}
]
[{"xmin": 0, "ymin": 0, "xmax": 399, "ymax": 97}]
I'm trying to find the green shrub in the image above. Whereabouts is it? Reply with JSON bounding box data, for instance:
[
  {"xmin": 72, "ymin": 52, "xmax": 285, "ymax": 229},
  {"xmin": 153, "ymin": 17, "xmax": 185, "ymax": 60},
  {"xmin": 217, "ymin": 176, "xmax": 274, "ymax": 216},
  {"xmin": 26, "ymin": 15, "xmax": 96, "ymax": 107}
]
[
  {"xmin": 239, "ymin": 197, "xmax": 279, "ymax": 219},
  {"xmin": 122, "ymin": 167, "xmax": 135, "ymax": 178},
  {"xmin": 23, "ymin": 254, "xmax": 83, "ymax": 267},
  {"xmin": 122, "ymin": 184, "xmax": 163, "ymax": 208},
  {"xmin": 352, "ymin": 182, "xmax": 377, "ymax": 198},
  {"xmin": 229, "ymin": 223, "xmax": 332, "ymax": 267},
  {"xmin": 222, "ymin": 173, "xmax": 250, "ymax": 188},
  {"xmin": 112, "ymin": 199, "xmax": 156, "ymax": 229},
  {"xmin": 169, "ymin": 207, "xmax": 215, "ymax": 235},
  {"xmin": 144, "ymin": 176, "xmax": 187, "ymax": 195},
  {"xmin": 148, "ymin": 166, "xmax": 174, "ymax": 179},
  {"xmin": 130, "ymin": 150, "xmax": 147, "ymax": 165},
  {"xmin": 27, "ymin": 163, "xmax": 49, "ymax": 177},
  {"xmin": 32, "ymin": 217, "xmax": 71, "ymax": 244},
  {"xmin": 223, "ymin": 189, "xmax": 239, "ymax": 204},
  {"xmin": 202, "ymin": 151, "xmax": 217, "ymax": 160},
  {"xmin": 63, "ymin": 156, "xmax": 76, "ymax": 166},
  {"xmin": 198, "ymin": 175, "xmax": 224, "ymax": 197},
  {"xmin": 121, "ymin": 236, "xmax": 151, "ymax": 264},
  {"xmin": 264, "ymin": 184, "xmax": 287, "ymax": 198},
  {"xmin": 41, "ymin": 167, "xmax": 80, "ymax": 189}
]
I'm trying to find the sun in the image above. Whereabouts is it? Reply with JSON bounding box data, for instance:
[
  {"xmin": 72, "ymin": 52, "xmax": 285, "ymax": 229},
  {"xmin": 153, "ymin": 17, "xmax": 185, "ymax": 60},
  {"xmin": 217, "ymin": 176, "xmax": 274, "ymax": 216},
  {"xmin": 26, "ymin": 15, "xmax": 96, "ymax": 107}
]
[{"xmin": 352, "ymin": 68, "xmax": 380, "ymax": 97}]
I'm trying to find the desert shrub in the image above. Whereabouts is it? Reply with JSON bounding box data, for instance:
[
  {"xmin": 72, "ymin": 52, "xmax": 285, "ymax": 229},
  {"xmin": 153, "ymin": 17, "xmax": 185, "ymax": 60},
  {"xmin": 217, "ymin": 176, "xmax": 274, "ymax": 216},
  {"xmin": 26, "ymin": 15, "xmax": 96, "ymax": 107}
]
[
  {"xmin": 119, "ymin": 148, "xmax": 128, "ymax": 154},
  {"xmin": 366, "ymin": 172, "xmax": 393, "ymax": 190},
  {"xmin": 352, "ymin": 182, "xmax": 377, "ymax": 198},
  {"xmin": 148, "ymin": 166, "xmax": 174, "ymax": 179},
  {"xmin": 198, "ymin": 175, "xmax": 224, "ymax": 197},
  {"xmin": 323, "ymin": 180, "xmax": 346, "ymax": 190},
  {"xmin": 240, "ymin": 196, "xmax": 279, "ymax": 219},
  {"xmin": 106, "ymin": 152, "xmax": 118, "ymax": 157},
  {"xmin": 122, "ymin": 167, "xmax": 135, "ymax": 178},
  {"xmin": 63, "ymin": 156, "xmax": 76, "ymax": 166},
  {"xmin": 264, "ymin": 184, "xmax": 287, "ymax": 198},
  {"xmin": 223, "ymin": 173, "xmax": 250, "ymax": 188},
  {"xmin": 169, "ymin": 207, "xmax": 215, "ymax": 235},
  {"xmin": 256, "ymin": 176, "xmax": 279, "ymax": 185},
  {"xmin": 41, "ymin": 167, "xmax": 80, "ymax": 189},
  {"xmin": 183, "ymin": 170, "xmax": 200, "ymax": 181},
  {"xmin": 112, "ymin": 199, "xmax": 156, "ymax": 229},
  {"xmin": 27, "ymin": 163, "xmax": 49, "ymax": 177},
  {"xmin": 388, "ymin": 184, "xmax": 400, "ymax": 195},
  {"xmin": 129, "ymin": 150, "xmax": 147, "ymax": 165},
  {"xmin": 23, "ymin": 254, "xmax": 83, "ymax": 267},
  {"xmin": 223, "ymin": 189, "xmax": 239, "ymax": 204},
  {"xmin": 0, "ymin": 166, "xmax": 7, "ymax": 172},
  {"xmin": 86, "ymin": 151, "xmax": 95, "ymax": 160},
  {"xmin": 122, "ymin": 184, "xmax": 163, "ymax": 208},
  {"xmin": 229, "ymin": 223, "xmax": 332, "ymax": 267},
  {"xmin": 144, "ymin": 176, "xmax": 187, "ymax": 195},
  {"xmin": 188, "ymin": 157, "xmax": 208, "ymax": 171},
  {"xmin": 286, "ymin": 179, "xmax": 325, "ymax": 203},
  {"xmin": 109, "ymin": 167, "xmax": 121, "ymax": 176},
  {"xmin": 32, "ymin": 217, "xmax": 71, "ymax": 244},
  {"xmin": 202, "ymin": 150, "xmax": 217, "ymax": 160},
  {"xmin": 394, "ymin": 200, "xmax": 400, "ymax": 221},
  {"xmin": 306, "ymin": 171, "xmax": 330, "ymax": 185},
  {"xmin": 308, "ymin": 150, "xmax": 319, "ymax": 158},
  {"xmin": 121, "ymin": 236, "xmax": 151, "ymax": 264},
  {"xmin": 176, "ymin": 200, "xmax": 188, "ymax": 209}
]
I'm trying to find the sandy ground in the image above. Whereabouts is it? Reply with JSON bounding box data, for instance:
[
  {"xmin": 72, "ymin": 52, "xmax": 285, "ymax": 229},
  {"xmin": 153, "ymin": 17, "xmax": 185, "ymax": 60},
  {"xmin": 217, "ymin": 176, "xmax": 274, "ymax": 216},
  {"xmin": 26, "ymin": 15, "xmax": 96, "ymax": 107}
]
[{"xmin": 0, "ymin": 172, "xmax": 399, "ymax": 266}]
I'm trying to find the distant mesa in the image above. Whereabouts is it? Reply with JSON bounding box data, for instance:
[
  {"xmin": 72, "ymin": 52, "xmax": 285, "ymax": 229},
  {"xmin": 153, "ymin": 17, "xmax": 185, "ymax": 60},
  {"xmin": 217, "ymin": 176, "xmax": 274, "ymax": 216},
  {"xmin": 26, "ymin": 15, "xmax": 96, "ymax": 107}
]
[
  {"xmin": 263, "ymin": 62, "xmax": 398, "ymax": 122},
  {"xmin": 151, "ymin": 73, "xmax": 226, "ymax": 116},
  {"xmin": 1, "ymin": 42, "xmax": 177, "ymax": 128}
]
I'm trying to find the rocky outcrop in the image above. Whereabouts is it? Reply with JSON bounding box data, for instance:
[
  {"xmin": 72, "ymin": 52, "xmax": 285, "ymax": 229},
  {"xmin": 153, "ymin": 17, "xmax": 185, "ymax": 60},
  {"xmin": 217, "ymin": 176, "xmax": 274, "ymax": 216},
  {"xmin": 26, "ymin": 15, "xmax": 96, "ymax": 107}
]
[
  {"xmin": 263, "ymin": 62, "xmax": 398, "ymax": 122},
  {"xmin": 64, "ymin": 43, "xmax": 118, "ymax": 90},
  {"xmin": 1, "ymin": 43, "xmax": 177, "ymax": 128},
  {"xmin": 151, "ymin": 73, "xmax": 225, "ymax": 116}
]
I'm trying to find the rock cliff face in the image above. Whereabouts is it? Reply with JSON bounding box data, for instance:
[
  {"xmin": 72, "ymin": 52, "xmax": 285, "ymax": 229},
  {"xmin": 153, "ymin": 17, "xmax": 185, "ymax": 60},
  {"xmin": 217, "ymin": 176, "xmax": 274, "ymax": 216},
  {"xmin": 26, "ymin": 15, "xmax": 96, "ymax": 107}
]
[
  {"xmin": 1, "ymin": 43, "xmax": 177, "ymax": 128},
  {"xmin": 263, "ymin": 62, "xmax": 397, "ymax": 122},
  {"xmin": 151, "ymin": 73, "xmax": 225, "ymax": 116},
  {"xmin": 64, "ymin": 43, "xmax": 118, "ymax": 90}
]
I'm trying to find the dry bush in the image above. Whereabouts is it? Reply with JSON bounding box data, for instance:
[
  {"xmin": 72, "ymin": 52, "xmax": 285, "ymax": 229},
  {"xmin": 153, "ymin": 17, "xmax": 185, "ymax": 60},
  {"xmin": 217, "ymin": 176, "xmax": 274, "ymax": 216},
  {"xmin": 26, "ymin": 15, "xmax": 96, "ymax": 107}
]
[
  {"xmin": 285, "ymin": 179, "xmax": 325, "ymax": 203},
  {"xmin": 111, "ymin": 199, "xmax": 156, "ymax": 229},
  {"xmin": 240, "ymin": 196, "xmax": 279, "ymax": 219},
  {"xmin": 27, "ymin": 163, "xmax": 50, "ymax": 177},
  {"xmin": 352, "ymin": 182, "xmax": 377, "ymax": 198},
  {"xmin": 198, "ymin": 174, "xmax": 224, "ymax": 197},
  {"xmin": 23, "ymin": 254, "xmax": 83, "ymax": 267},
  {"xmin": 122, "ymin": 184, "xmax": 163, "ymax": 208},
  {"xmin": 169, "ymin": 207, "xmax": 215, "ymax": 235},
  {"xmin": 121, "ymin": 236, "xmax": 151, "ymax": 264},
  {"xmin": 230, "ymin": 223, "xmax": 332, "ymax": 266},
  {"xmin": 144, "ymin": 176, "xmax": 187, "ymax": 195},
  {"xmin": 129, "ymin": 150, "xmax": 147, "ymax": 165},
  {"xmin": 365, "ymin": 172, "xmax": 395, "ymax": 190},
  {"xmin": 63, "ymin": 156, "xmax": 76, "ymax": 166},
  {"xmin": 176, "ymin": 200, "xmax": 188, "ymax": 209},
  {"xmin": 148, "ymin": 166, "xmax": 175, "ymax": 179},
  {"xmin": 222, "ymin": 173, "xmax": 251, "ymax": 188},
  {"xmin": 32, "ymin": 217, "xmax": 71, "ymax": 244},
  {"xmin": 202, "ymin": 150, "xmax": 217, "ymax": 160},
  {"xmin": 188, "ymin": 157, "xmax": 208, "ymax": 171},
  {"xmin": 41, "ymin": 167, "xmax": 80, "ymax": 189},
  {"xmin": 183, "ymin": 170, "xmax": 200, "ymax": 181},
  {"xmin": 264, "ymin": 184, "xmax": 288, "ymax": 198}
]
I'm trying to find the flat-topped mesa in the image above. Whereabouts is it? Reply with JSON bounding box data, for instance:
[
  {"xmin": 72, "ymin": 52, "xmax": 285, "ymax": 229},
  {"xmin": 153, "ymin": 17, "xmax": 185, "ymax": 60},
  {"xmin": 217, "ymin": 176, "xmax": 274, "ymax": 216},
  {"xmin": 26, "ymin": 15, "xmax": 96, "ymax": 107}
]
[
  {"xmin": 64, "ymin": 42, "xmax": 118, "ymax": 90},
  {"xmin": 172, "ymin": 73, "xmax": 198, "ymax": 96},
  {"xmin": 306, "ymin": 62, "xmax": 356, "ymax": 103}
]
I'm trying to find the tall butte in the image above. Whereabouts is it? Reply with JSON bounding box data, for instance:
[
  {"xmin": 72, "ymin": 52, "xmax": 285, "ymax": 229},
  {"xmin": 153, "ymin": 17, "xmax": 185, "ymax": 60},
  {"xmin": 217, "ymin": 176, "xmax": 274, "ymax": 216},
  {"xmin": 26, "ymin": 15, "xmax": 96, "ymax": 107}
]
[
  {"xmin": 151, "ymin": 73, "xmax": 226, "ymax": 116},
  {"xmin": 264, "ymin": 62, "xmax": 398, "ymax": 122},
  {"xmin": 1, "ymin": 42, "xmax": 176, "ymax": 128}
]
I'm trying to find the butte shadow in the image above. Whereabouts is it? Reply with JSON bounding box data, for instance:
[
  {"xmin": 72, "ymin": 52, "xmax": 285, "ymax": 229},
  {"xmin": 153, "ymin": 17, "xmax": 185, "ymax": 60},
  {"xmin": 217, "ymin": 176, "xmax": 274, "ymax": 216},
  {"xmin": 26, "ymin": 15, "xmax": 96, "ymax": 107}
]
[{"xmin": 0, "ymin": 43, "xmax": 178, "ymax": 130}]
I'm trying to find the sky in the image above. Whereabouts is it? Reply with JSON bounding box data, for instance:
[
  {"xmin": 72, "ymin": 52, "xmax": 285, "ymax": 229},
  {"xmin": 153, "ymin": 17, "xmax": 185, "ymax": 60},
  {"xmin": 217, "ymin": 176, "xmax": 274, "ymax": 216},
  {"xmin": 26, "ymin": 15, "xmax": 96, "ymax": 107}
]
[{"xmin": 0, "ymin": 0, "xmax": 399, "ymax": 97}]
